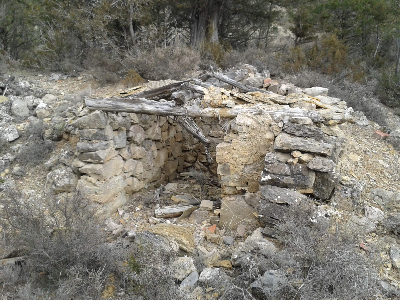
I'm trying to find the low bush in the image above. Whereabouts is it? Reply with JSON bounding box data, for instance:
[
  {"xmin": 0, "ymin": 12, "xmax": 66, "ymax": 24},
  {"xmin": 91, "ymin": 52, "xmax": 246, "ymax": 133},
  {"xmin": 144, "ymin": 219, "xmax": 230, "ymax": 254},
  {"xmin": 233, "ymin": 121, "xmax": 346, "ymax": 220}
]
[
  {"xmin": 132, "ymin": 45, "xmax": 201, "ymax": 80},
  {"xmin": 16, "ymin": 120, "xmax": 54, "ymax": 167},
  {"xmin": 221, "ymin": 47, "xmax": 278, "ymax": 74},
  {"xmin": 274, "ymin": 201, "xmax": 382, "ymax": 299}
]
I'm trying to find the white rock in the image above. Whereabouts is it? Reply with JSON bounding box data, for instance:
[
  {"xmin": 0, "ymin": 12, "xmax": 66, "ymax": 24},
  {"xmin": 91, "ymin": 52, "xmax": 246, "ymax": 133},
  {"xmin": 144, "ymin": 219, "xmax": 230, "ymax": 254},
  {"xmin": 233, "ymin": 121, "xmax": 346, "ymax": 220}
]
[
  {"xmin": 303, "ymin": 87, "xmax": 329, "ymax": 97},
  {"xmin": 2, "ymin": 126, "xmax": 19, "ymax": 142}
]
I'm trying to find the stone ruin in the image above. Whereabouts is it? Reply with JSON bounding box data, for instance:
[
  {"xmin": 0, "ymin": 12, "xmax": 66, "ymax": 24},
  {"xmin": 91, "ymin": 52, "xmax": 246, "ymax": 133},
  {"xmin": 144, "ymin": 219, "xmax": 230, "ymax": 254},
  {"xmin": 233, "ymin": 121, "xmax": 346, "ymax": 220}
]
[{"xmin": 67, "ymin": 64, "xmax": 356, "ymax": 230}]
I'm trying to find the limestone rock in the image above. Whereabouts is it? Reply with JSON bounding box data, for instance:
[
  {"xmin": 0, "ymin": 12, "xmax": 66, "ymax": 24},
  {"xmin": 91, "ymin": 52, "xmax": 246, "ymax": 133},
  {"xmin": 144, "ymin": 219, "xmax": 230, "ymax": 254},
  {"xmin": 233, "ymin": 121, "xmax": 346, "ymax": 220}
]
[
  {"xmin": 171, "ymin": 194, "xmax": 199, "ymax": 205},
  {"xmin": 123, "ymin": 159, "xmax": 143, "ymax": 176},
  {"xmin": 79, "ymin": 156, "xmax": 124, "ymax": 180},
  {"xmin": 283, "ymin": 122, "xmax": 324, "ymax": 140},
  {"xmin": 312, "ymin": 172, "xmax": 338, "ymax": 200},
  {"xmin": 198, "ymin": 268, "xmax": 221, "ymax": 284},
  {"xmin": 135, "ymin": 231, "xmax": 179, "ymax": 253},
  {"xmin": 76, "ymin": 174, "xmax": 127, "ymax": 204},
  {"xmin": 113, "ymin": 129, "xmax": 127, "ymax": 149},
  {"xmin": 125, "ymin": 177, "xmax": 145, "ymax": 193},
  {"xmin": 35, "ymin": 102, "xmax": 51, "ymax": 119},
  {"xmin": 147, "ymin": 224, "xmax": 195, "ymax": 252},
  {"xmin": 307, "ymin": 156, "xmax": 335, "ymax": 172},
  {"xmin": 42, "ymin": 94, "xmax": 57, "ymax": 103},
  {"xmin": 128, "ymin": 125, "xmax": 145, "ymax": 144},
  {"xmin": 72, "ymin": 111, "xmax": 108, "ymax": 129},
  {"xmin": 365, "ymin": 206, "xmax": 385, "ymax": 223},
  {"xmin": 145, "ymin": 122, "xmax": 162, "ymax": 140},
  {"xmin": 347, "ymin": 215, "xmax": 376, "ymax": 234},
  {"xmin": 78, "ymin": 125, "xmax": 114, "ymax": 141},
  {"xmin": 130, "ymin": 145, "xmax": 147, "ymax": 159},
  {"xmin": 390, "ymin": 245, "xmax": 400, "ymax": 269},
  {"xmin": 303, "ymin": 87, "xmax": 329, "ymax": 97},
  {"xmin": 0, "ymin": 96, "xmax": 9, "ymax": 104},
  {"xmin": 46, "ymin": 167, "xmax": 77, "ymax": 193},
  {"xmin": 274, "ymin": 133, "xmax": 333, "ymax": 156},
  {"xmin": 171, "ymin": 257, "xmax": 197, "ymax": 281},
  {"xmin": 261, "ymin": 163, "xmax": 315, "ymax": 190},
  {"xmin": 260, "ymin": 185, "xmax": 307, "ymax": 205},
  {"xmin": 232, "ymin": 228, "xmax": 277, "ymax": 266},
  {"xmin": 220, "ymin": 195, "xmax": 258, "ymax": 230},
  {"xmin": 249, "ymin": 270, "xmax": 288, "ymax": 299},
  {"xmin": 180, "ymin": 271, "xmax": 199, "ymax": 288},
  {"xmin": 76, "ymin": 140, "xmax": 114, "ymax": 153},
  {"xmin": 200, "ymin": 200, "xmax": 214, "ymax": 210},
  {"xmin": 11, "ymin": 98, "xmax": 29, "ymax": 118},
  {"xmin": 78, "ymin": 148, "xmax": 119, "ymax": 163},
  {"xmin": 2, "ymin": 125, "xmax": 19, "ymax": 142}
]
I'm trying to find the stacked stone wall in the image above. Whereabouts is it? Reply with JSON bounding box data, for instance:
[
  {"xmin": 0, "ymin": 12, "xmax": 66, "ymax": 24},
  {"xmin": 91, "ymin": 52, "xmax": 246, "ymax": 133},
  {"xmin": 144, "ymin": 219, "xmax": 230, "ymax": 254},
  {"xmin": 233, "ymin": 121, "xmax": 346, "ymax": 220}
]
[{"xmin": 71, "ymin": 110, "xmax": 188, "ymax": 213}]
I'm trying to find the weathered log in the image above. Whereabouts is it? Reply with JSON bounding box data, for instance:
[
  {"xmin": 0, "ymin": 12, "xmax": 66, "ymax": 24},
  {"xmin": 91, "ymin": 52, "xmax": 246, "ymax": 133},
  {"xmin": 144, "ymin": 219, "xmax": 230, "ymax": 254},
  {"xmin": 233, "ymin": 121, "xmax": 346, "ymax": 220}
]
[
  {"xmin": 85, "ymin": 97, "xmax": 325, "ymax": 122},
  {"xmin": 0, "ymin": 256, "xmax": 25, "ymax": 266},
  {"xmin": 126, "ymin": 81, "xmax": 188, "ymax": 99},
  {"xmin": 183, "ymin": 82, "xmax": 206, "ymax": 95},
  {"xmin": 208, "ymin": 72, "xmax": 271, "ymax": 94},
  {"xmin": 155, "ymin": 205, "xmax": 197, "ymax": 218}
]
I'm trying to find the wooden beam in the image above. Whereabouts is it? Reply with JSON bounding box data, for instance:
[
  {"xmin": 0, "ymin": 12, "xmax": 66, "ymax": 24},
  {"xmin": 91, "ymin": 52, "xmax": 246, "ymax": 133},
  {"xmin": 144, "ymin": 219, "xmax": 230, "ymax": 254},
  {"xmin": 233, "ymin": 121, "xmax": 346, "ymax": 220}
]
[{"xmin": 85, "ymin": 97, "xmax": 325, "ymax": 122}]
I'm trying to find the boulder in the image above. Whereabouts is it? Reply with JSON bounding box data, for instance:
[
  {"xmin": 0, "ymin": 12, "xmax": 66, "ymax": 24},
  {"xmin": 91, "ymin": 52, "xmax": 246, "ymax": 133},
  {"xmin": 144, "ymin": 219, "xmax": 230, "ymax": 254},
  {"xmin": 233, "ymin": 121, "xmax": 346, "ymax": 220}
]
[
  {"xmin": 46, "ymin": 167, "xmax": 77, "ymax": 193},
  {"xmin": 180, "ymin": 271, "xmax": 199, "ymax": 288},
  {"xmin": 78, "ymin": 148, "xmax": 119, "ymax": 163},
  {"xmin": 11, "ymin": 98, "xmax": 29, "ymax": 118},
  {"xmin": 171, "ymin": 257, "xmax": 197, "ymax": 281},
  {"xmin": 76, "ymin": 174, "xmax": 127, "ymax": 203},
  {"xmin": 249, "ymin": 270, "xmax": 289, "ymax": 299},
  {"xmin": 35, "ymin": 102, "xmax": 50, "ymax": 119},
  {"xmin": 220, "ymin": 195, "xmax": 258, "ymax": 230},
  {"xmin": 2, "ymin": 125, "xmax": 19, "ymax": 142}
]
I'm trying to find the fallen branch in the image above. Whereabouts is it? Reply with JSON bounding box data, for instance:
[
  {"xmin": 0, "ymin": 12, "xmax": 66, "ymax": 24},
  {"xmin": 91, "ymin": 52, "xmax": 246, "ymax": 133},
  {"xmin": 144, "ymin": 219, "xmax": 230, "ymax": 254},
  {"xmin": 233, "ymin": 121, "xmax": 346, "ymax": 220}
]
[{"xmin": 208, "ymin": 72, "xmax": 271, "ymax": 94}]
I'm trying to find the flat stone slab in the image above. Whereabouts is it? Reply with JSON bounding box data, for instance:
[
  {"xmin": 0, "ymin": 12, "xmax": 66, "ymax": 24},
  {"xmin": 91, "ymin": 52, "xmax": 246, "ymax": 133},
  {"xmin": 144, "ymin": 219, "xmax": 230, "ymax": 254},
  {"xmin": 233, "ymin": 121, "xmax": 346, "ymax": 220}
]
[{"xmin": 274, "ymin": 132, "xmax": 333, "ymax": 156}]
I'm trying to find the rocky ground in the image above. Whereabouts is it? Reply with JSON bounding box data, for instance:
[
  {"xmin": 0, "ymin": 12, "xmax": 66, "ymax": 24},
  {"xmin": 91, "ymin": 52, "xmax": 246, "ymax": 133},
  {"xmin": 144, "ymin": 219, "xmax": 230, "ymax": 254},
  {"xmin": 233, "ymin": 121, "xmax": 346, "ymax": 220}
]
[{"xmin": 1, "ymin": 68, "xmax": 400, "ymax": 299}]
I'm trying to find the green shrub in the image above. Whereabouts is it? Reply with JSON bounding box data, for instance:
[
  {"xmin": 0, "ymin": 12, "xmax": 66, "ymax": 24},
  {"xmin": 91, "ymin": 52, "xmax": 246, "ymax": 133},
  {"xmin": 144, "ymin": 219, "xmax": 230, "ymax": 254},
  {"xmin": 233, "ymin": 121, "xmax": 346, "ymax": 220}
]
[{"xmin": 375, "ymin": 72, "xmax": 400, "ymax": 108}]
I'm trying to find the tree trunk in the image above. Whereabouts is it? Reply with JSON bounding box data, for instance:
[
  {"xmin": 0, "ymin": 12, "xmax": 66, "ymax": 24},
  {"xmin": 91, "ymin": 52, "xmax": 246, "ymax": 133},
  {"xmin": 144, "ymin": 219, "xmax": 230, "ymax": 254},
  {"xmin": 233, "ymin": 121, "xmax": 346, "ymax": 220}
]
[
  {"xmin": 190, "ymin": 0, "xmax": 222, "ymax": 49},
  {"xmin": 190, "ymin": 1, "xmax": 208, "ymax": 49},
  {"xmin": 128, "ymin": 3, "xmax": 135, "ymax": 45}
]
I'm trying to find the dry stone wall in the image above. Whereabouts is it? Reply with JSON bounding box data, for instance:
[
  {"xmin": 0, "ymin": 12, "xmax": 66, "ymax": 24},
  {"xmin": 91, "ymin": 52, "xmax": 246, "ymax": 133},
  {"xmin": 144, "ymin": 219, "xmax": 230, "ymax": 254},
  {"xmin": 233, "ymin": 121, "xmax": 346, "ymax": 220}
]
[{"xmin": 70, "ymin": 110, "xmax": 191, "ymax": 213}]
